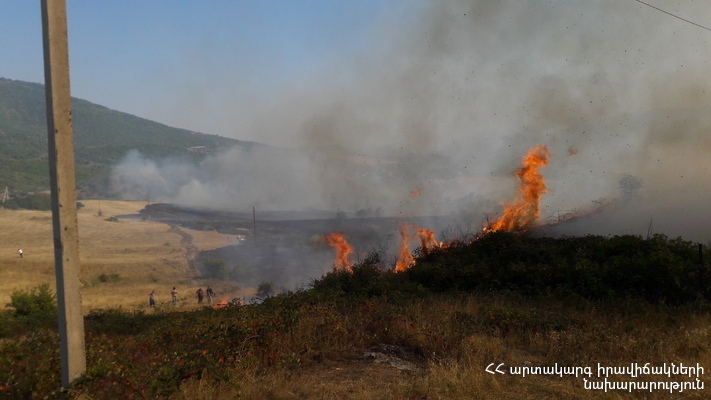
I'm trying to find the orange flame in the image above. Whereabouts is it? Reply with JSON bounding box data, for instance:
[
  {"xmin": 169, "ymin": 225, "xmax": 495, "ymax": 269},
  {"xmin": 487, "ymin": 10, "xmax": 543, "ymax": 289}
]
[
  {"xmin": 323, "ymin": 232, "xmax": 354, "ymax": 272},
  {"xmin": 212, "ymin": 298, "xmax": 229, "ymax": 309},
  {"xmin": 395, "ymin": 223, "xmax": 415, "ymax": 272},
  {"xmin": 410, "ymin": 186, "xmax": 422, "ymax": 196},
  {"xmin": 417, "ymin": 228, "xmax": 438, "ymax": 251},
  {"xmin": 395, "ymin": 225, "xmax": 443, "ymax": 272},
  {"xmin": 486, "ymin": 144, "xmax": 552, "ymax": 232}
]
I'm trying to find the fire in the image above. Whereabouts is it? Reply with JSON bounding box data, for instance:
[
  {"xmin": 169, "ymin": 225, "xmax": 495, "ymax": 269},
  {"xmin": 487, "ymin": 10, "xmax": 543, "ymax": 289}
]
[
  {"xmin": 417, "ymin": 228, "xmax": 438, "ymax": 251},
  {"xmin": 322, "ymin": 232, "xmax": 353, "ymax": 272},
  {"xmin": 486, "ymin": 144, "xmax": 552, "ymax": 233},
  {"xmin": 410, "ymin": 186, "xmax": 422, "ymax": 196},
  {"xmin": 212, "ymin": 298, "xmax": 242, "ymax": 308},
  {"xmin": 395, "ymin": 225, "xmax": 440, "ymax": 272},
  {"xmin": 395, "ymin": 223, "xmax": 415, "ymax": 272},
  {"xmin": 212, "ymin": 298, "xmax": 229, "ymax": 309}
]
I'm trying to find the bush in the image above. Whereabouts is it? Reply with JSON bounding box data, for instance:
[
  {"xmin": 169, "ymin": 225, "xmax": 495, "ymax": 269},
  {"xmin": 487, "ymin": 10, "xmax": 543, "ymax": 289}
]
[
  {"xmin": 311, "ymin": 253, "xmax": 386, "ymax": 297},
  {"xmin": 3, "ymin": 284, "xmax": 58, "ymax": 335},
  {"xmin": 7, "ymin": 283, "xmax": 57, "ymax": 317},
  {"xmin": 407, "ymin": 232, "xmax": 708, "ymax": 304}
]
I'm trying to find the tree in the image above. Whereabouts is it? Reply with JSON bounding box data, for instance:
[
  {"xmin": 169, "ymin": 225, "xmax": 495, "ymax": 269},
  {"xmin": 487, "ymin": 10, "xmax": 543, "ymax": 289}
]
[
  {"xmin": 619, "ymin": 174, "xmax": 642, "ymax": 199},
  {"xmin": 256, "ymin": 282, "xmax": 274, "ymax": 299}
]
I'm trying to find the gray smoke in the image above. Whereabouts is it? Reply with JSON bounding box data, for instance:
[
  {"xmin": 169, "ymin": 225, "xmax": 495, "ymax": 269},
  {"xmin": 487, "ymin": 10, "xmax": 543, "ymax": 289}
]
[{"xmin": 112, "ymin": 0, "xmax": 711, "ymax": 242}]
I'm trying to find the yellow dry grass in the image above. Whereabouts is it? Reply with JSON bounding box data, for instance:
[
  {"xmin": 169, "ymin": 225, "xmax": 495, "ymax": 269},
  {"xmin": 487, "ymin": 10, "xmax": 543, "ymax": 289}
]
[
  {"xmin": 188, "ymin": 229, "xmax": 246, "ymax": 251},
  {"xmin": 0, "ymin": 200, "xmax": 247, "ymax": 312},
  {"xmin": 175, "ymin": 295, "xmax": 711, "ymax": 400}
]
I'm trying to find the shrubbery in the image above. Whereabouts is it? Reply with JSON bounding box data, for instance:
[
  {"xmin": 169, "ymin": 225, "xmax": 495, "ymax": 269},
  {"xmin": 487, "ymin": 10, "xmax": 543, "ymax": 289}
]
[
  {"xmin": 405, "ymin": 232, "xmax": 707, "ymax": 304},
  {"xmin": 7, "ymin": 283, "xmax": 57, "ymax": 317},
  {"xmin": 1, "ymin": 192, "xmax": 52, "ymax": 211},
  {"xmin": 308, "ymin": 232, "xmax": 709, "ymax": 305},
  {"xmin": 1, "ymin": 233, "xmax": 710, "ymax": 398},
  {"xmin": 1, "ymin": 284, "xmax": 58, "ymax": 337}
]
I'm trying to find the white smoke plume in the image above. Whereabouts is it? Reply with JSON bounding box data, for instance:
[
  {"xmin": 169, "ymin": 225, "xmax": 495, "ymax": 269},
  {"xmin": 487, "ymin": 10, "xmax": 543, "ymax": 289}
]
[{"xmin": 112, "ymin": 0, "xmax": 711, "ymax": 242}]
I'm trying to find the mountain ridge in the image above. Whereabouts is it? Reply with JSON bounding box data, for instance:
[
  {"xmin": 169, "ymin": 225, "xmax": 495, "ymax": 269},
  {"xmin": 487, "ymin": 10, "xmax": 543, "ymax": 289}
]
[{"xmin": 0, "ymin": 77, "xmax": 258, "ymax": 197}]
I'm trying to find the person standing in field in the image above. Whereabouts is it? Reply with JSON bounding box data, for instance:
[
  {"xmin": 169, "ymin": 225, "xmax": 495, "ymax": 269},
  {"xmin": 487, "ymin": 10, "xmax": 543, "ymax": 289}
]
[
  {"xmin": 196, "ymin": 288, "xmax": 204, "ymax": 304},
  {"xmin": 18, "ymin": 249, "xmax": 22, "ymax": 258},
  {"xmin": 149, "ymin": 290, "xmax": 156, "ymax": 307},
  {"xmin": 206, "ymin": 286, "xmax": 215, "ymax": 304},
  {"xmin": 171, "ymin": 287, "xmax": 178, "ymax": 305}
]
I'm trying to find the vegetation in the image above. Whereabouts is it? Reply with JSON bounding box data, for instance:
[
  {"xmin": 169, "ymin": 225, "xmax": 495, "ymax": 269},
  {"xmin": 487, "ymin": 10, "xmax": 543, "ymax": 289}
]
[
  {"xmin": 96, "ymin": 273, "xmax": 121, "ymax": 284},
  {"xmin": 406, "ymin": 232, "xmax": 709, "ymax": 305},
  {"xmin": 1, "ymin": 283, "xmax": 57, "ymax": 337},
  {"xmin": 1, "ymin": 192, "xmax": 52, "ymax": 211},
  {"xmin": 1, "ymin": 232, "xmax": 710, "ymax": 398},
  {"xmin": 256, "ymin": 281, "xmax": 274, "ymax": 299},
  {"xmin": 203, "ymin": 259, "xmax": 228, "ymax": 281},
  {"xmin": 0, "ymin": 78, "xmax": 255, "ymax": 199}
]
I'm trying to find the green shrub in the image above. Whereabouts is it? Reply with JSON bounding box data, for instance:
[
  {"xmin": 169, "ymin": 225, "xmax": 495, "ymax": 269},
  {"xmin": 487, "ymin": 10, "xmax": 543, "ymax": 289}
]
[
  {"xmin": 312, "ymin": 253, "xmax": 384, "ymax": 297},
  {"xmin": 407, "ymin": 232, "xmax": 708, "ymax": 304},
  {"xmin": 3, "ymin": 284, "xmax": 58, "ymax": 335},
  {"xmin": 7, "ymin": 283, "xmax": 57, "ymax": 317},
  {"xmin": 0, "ymin": 311, "xmax": 13, "ymax": 337}
]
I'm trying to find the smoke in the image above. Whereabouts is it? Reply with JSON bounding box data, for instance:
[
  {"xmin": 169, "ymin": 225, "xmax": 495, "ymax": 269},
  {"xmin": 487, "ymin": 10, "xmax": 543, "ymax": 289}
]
[{"xmin": 112, "ymin": 0, "xmax": 711, "ymax": 242}]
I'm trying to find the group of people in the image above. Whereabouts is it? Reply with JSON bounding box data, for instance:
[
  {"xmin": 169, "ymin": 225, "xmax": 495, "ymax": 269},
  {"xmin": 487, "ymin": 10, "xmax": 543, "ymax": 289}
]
[{"xmin": 149, "ymin": 286, "xmax": 216, "ymax": 307}]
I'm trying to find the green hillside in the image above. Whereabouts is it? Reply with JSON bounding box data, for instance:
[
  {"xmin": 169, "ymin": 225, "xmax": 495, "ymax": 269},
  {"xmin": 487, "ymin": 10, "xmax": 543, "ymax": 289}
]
[{"xmin": 0, "ymin": 77, "xmax": 254, "ymax": 196}]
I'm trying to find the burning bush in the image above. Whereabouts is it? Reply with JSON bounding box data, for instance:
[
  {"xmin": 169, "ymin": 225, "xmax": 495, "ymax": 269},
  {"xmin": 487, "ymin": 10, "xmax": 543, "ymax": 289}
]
[{"xmin": 311, "ymin": 255, "xmax": 385, "ymax": 297}]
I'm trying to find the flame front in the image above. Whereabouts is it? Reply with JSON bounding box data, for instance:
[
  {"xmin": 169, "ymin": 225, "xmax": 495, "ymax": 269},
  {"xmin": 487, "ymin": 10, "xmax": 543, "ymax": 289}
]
[
  {"xmin": 395, "ymin": 223, "xmax": 415, "ymax": 272},
  {"xmin": 417, "ymin": 228, "xmax": 438, "ymax": 251},
  {"xmin": 487, "ymin": 144, "xmax": 552, "ymax": 232},
  {"xmin": 395, "ymin": 225, "xmax": 440, "ymax": 272},
  {"xmin": 323, "ymin": 232, "xmax": 354, "ymax": 272}
]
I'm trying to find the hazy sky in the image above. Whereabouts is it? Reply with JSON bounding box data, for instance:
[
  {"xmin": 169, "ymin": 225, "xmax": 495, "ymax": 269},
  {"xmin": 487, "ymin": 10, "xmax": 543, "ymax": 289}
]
[
  {"xmin": 4, "ymin": 1, "xmax": 711, "ymax": 240},
  {"xmin": 1, "ymin": 0, "xmax": 424, "ymax": 145},
  {"xmin": 2, "ymin": 1, "xmax": 709, "ymax": 147}
]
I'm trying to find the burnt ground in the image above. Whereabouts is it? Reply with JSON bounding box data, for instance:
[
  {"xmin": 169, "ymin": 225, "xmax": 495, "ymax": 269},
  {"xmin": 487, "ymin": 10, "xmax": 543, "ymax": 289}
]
[{"xmin": 129, "ymin": 203, "xmax": 468, "ymax": 293}]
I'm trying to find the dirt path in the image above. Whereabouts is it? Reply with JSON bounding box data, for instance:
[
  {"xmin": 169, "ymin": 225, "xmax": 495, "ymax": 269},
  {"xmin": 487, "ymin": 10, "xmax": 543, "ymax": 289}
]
[{"xmin": 168, "ymin": 223, "xmax": 199, "ymax": 273}]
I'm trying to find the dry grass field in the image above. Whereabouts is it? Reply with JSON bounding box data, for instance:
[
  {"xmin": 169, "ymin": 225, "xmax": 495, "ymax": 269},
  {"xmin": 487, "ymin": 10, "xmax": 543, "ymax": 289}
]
[{"xmin": 0, "ymin": 200, "xmax": 246, "ymax": 312}]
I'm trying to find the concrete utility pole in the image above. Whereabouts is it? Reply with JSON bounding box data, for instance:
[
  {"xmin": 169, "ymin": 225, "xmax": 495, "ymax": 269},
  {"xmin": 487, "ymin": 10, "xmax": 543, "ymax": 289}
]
[{"xmin": 41, "ymin": 0, "xmax": 86, "ymax": 388}]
